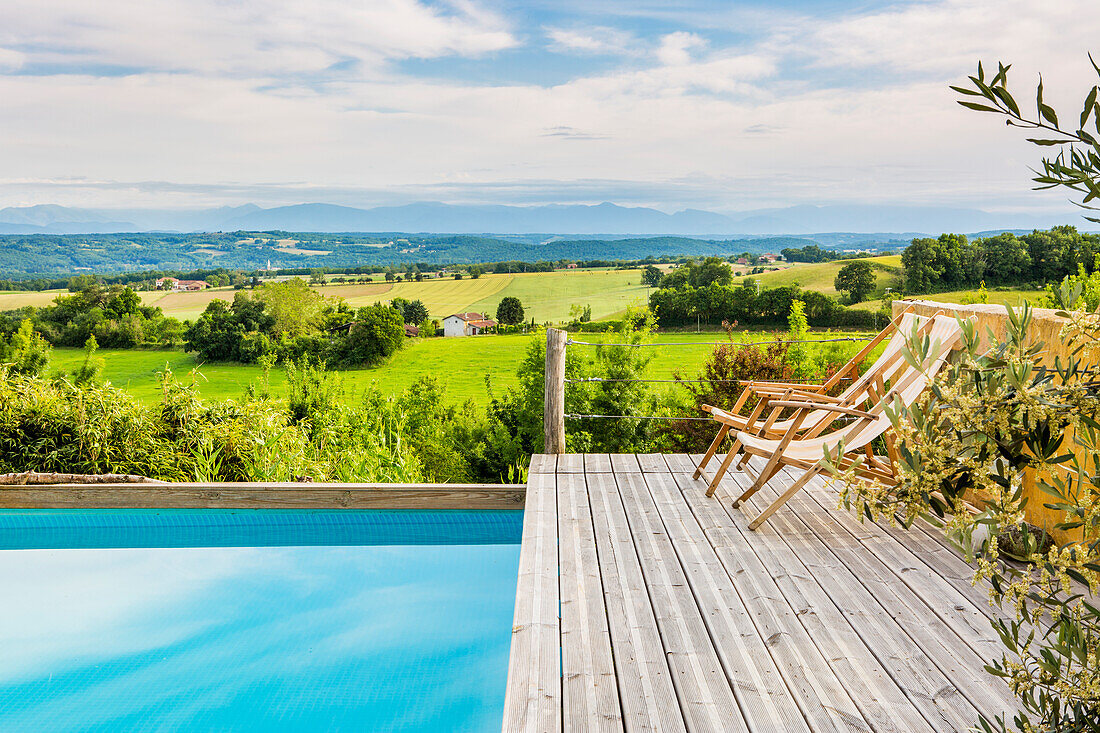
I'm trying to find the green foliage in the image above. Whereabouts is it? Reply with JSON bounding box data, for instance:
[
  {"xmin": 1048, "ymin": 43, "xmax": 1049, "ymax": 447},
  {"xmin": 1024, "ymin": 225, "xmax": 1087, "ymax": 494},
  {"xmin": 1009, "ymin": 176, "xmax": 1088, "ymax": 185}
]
[
  {"xmin": 0, "ymin": 319, "xmax": 50, "ymax": 377},
  {"xmin": 564, "ymin": 310, "xmax": 659, "ymax": 453},
  {"xmin": 642, "ymin": 265, "xmax": 663, "ymax": 287},
  {"xmin": 403, "ymin": 299, "xmax": 429, "ymax": 325},
  {"xmin": 658, "ymin": 257, "xmax": 733, "ymax": 290},
  {"xmin": 953, "ymin": 57, "xmax": 1100, "ymax": 223},
  {"xmin": 253, "ymin": 278, "xmax": 332, "ymax": 337},
  {"xmin": 496, "ymin": 296, "xmax": 525, "ymax": 325},
  {"xmin": 833, "ymin": 301, "xmax": 1100, "ymax": 731},
  {"xmin": 9, "ymin": 284, "xmax": 179, "ymax": 348},
  {"xmin": 648, "ymin": 280, "xmax": 876, "ymax": 329},
  {"xmin": 785, "ymin": 299, "xmax": 814, "ymax": 379},
  {"xmin": 183, "ymin": 284, "xmax": 403, "ymax": 368},
  {"xmin": 833, "ymin": 260, "xmax": 876, "ymax": 302},
  {"xmin": 781, "ymin": 244, "xmax": 834, "ymax": 263},
  {"xmin": 333, "ymin": 305, "xmax": 405, "ymax": 367},
  {"xmin": 72, "ymin": 335, "xmax": 103, "ymax": 386},
  {"xmin": 1042, "ymin": 262, "xmax": 1100, "ymax": 310}
]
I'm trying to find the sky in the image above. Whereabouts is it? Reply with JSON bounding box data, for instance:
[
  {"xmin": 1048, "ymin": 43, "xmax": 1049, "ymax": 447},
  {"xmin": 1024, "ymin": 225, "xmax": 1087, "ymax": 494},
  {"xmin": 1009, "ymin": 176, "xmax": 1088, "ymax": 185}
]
[{"xmin": 0, "ymin": 0, "xmax": 1097, "ymax": 215}]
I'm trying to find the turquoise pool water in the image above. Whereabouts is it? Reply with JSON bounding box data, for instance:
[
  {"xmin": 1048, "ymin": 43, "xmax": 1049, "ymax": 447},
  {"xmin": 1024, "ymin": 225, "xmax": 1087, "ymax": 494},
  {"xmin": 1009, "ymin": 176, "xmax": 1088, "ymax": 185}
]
[{"xmin": 0, "ymin": 510, "xmax": 523, "ymax": 732}]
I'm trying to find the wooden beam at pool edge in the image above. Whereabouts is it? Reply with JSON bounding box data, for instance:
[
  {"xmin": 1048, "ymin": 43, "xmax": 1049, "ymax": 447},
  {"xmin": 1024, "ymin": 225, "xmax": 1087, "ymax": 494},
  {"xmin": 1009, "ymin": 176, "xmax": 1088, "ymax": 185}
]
[{"xmin": 0, "ymin": 483, "xmax": 526, "ymax": 511}]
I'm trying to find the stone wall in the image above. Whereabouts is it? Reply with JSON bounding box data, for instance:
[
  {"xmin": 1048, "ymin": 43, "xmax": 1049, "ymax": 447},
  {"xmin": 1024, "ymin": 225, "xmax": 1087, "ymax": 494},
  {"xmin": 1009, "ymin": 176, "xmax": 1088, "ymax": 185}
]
[{"xmin": 891, "ymin": 299, "xmax": 1081, "ymax": 541}]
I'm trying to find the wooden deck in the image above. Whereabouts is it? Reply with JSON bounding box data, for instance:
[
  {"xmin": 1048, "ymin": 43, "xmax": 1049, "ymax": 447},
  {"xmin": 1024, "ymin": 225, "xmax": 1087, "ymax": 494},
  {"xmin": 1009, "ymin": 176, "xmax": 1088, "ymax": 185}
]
[{"xmin": 503, "ymin": 453, "xmax": 1018, "ymax": 732}]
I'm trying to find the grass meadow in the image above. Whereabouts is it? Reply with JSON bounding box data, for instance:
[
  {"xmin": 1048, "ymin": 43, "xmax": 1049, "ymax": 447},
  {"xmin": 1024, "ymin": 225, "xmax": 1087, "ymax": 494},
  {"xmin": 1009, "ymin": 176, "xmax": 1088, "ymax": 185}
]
[
  {"xmin": 738, "ymin": 256, "xmax": 901, "ymax": 298},
  {"xmin": 2, "ymin": 267, "xmax": 654, "ymax": 323},
  {"xmin": 51, "ymin": 329, "xmax": 876, "ymax": 408}
]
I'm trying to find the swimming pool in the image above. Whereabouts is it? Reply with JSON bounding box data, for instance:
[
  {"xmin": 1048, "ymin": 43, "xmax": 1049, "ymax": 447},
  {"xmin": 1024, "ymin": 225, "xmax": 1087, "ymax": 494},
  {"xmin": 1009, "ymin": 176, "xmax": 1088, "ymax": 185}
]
[{"xmin": 0, "ymin": 510, "xmax": 523, "ymax": 732}]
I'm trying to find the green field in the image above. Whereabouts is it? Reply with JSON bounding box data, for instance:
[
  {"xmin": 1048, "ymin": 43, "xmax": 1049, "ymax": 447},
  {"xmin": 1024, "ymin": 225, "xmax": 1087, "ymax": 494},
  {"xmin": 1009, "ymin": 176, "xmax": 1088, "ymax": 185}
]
[
  {"xmin": 917, "ymin": 288, "xmax": 1047, "ymax": 307},
  {"xmin": 51, "ymin": 329, "xmax": 874, "ymax": 407},
  {"xmin": 738, "ymin": 256, "xmax": 901, "ymax": 298},
  {"xmin": 3, "ymin": 267, "xmax": 653, "ymax": 324}
]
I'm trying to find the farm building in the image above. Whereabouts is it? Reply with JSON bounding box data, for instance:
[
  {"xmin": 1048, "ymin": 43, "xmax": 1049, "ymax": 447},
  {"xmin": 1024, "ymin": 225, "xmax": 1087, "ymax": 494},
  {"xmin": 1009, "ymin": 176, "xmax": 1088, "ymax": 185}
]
[
  {"xmin": 156, "ymin": 277, "xmax": 208, "ymax": 291},
  {"xmin": 443, "ymin": 312, "xmax": 496, "ymax": 337}
]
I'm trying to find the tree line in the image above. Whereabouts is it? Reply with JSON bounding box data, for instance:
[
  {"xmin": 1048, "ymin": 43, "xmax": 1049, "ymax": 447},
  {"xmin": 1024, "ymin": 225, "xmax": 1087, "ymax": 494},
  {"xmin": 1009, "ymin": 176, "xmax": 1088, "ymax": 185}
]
[
  {"xmin": 646, "ymin": 257, "xmax": 878, "ymax": 328},
  {"xmin": 900, "ymin": 225, "xmax": 1100, "ymax": 293}
]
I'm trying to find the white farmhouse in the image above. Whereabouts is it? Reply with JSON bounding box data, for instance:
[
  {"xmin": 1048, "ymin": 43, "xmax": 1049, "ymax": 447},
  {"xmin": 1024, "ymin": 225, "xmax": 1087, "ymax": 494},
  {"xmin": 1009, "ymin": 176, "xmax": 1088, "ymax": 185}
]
[{"xmin": 443, "ymin": 312, "xmax": 497, "ymax": 337}]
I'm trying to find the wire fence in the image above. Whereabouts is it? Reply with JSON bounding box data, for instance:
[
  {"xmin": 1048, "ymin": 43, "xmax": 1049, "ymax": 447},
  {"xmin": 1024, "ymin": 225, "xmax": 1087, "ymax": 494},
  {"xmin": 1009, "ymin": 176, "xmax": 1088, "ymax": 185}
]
[
  {"xmin": 563, "ymin": 333, "xmax": 872, "ymax": 423},
  {"xmin": 566, "ymin": 376, "xmax": 853, "ymax": 384},
  {"xmin": 566, "ymin": 413, "xmax": 713, "ymax": 422},
  {"xmin": 566, "ymin": 335, "xmax": 874, "ymax": 348}
]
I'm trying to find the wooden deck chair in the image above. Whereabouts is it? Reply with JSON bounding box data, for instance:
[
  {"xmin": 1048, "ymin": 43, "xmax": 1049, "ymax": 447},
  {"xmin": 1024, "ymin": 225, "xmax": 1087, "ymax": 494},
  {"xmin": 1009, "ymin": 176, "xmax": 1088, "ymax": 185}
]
[
  {"xmin": 693, "ymin": 307, "xmax": 938, "ymax": 497},
  {"xmin": 727, "ymin": 314, "xmax": 968, "ymax": 530}
]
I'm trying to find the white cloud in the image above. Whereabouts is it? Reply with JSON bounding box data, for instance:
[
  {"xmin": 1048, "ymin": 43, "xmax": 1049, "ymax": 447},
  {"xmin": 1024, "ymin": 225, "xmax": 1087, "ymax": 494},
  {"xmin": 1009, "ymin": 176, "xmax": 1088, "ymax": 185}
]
[
  {"xmin": 656, "ymin": 31, "xmax": 707, "ymax": 66},
  {"xmin": 0, "ymin": 0, "xmax": 1097, "ymax": 214},
  {"xmin": 0, "ymin": 47, "xmax": 23, "ymax": 70},
  {"xmin": 546, "ymin": 25, "xmax": 636, "ymax": 55},
  {"xmin": 0, "ymin": 0, "xmax": 517, "ymax": 78}
]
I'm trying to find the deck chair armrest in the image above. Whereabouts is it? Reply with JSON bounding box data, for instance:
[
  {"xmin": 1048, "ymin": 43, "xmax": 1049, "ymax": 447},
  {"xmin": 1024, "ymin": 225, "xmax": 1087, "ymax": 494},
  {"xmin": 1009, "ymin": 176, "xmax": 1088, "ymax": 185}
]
[
  {"xmin": 747, "ymin": 387, "xmax": 848, "ymax": 403},
  {"xmin": 740, "ymin": 380, "xmax": 827, "ymax": 392},
  {"xmin": 766, "ymin": 400, "xmax": 875, "ymax": 420}
]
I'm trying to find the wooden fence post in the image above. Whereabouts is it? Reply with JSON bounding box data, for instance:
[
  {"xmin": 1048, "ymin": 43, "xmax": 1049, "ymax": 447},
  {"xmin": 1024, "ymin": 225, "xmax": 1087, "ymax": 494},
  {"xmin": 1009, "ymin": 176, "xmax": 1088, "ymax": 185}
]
[{"xmin": 544, "ymin": 328, "xmax": 567, "ymax": 454}]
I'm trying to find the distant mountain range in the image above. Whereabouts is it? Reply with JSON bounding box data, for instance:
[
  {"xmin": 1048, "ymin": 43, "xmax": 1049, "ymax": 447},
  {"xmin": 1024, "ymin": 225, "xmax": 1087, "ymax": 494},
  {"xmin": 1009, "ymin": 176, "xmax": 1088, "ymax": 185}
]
[{"xmin": 0, "ymin": 201, "xmax": 1083, "ymax": 237}]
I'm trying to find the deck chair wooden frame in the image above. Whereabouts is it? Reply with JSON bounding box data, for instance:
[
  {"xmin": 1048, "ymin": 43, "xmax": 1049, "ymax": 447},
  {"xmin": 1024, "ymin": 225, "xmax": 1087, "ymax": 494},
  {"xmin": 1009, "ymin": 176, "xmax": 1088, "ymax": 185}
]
[
  {"xmin": 729, "ymin": 314, "xmax": 968, "ymax": 530},
  {"xmin": 693, "ymin": 307, "xmax": 939, "ymax": 497}
]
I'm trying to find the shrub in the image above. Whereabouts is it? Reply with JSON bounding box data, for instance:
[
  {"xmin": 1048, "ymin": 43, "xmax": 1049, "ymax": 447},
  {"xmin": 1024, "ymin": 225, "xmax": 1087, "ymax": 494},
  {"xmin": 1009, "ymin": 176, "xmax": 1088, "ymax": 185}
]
[
  {"xmin": 658, "ymin": 336, "xmax": 792, "ymax": 452},
  {"xmin": 0, "ymin": 319, "xmax": 50, "ymax": 377},
  {"xmin": 832, "ymin": 297, "xmax": 1100, "ymax": 730}
]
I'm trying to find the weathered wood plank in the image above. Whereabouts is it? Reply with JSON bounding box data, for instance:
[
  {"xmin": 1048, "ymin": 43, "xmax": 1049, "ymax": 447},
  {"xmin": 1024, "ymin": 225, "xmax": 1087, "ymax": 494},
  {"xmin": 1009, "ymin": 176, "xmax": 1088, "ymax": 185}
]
[
  {"xmin": 663, "ymin": 470, "xmax": 884, "ymax": 733},
  {"xmin": 585, "ymin": 471, "xmax": 687, "ymax": 733},
  {"xmin": 663, "ymin": 453, "xmax": 697, "ymax": 474},
  {"xmin": 667, "ymin": 462, "xmax": 938, "ymax": 733},
  {"xmin": 0, "ymin": 483, "xmax": 526, "ymax": 510},
  {"xmin": 584, "ymin": 454, "xmax": 613, "ymax": 473},
  {"xmin": 557, "ymin": 472, "xmax": 623, "ymax": 731},
  {"xmin": 799, "ymin": 477, "xmax": 1012, "ymax": 652},
  {"xmin": 544, "ymin": 329, "xmax": 568, "ymax": 453},
  {"xmin": 729, "ymin": 466, "xmax": 989, "ymax": 731},
  {"xmin": 558, "ymin": 454, "xmax": 585, "ymax": 473},
  {"xmin": 639, "ymin": 470, "xmax": 835, "ymax": 732},
  {"xmin": 503, "ymin": 470, "xmax": 561, "ymax": 733},
  {"xmin": 528, "ymin": 454, "xmax": 557, "ymax": 475},
  {"xmin": 611, "ymin": 470, "xmax": 750, "ymax": 732},
  {"xmin": 636, "ymin": 453, "xmax": 668, "ymax": 473},
  {"xmin": 785, "ymin": 473, "xmax": 1018, "ymax": 717},
  {"xmin": 608, "ymin": 453, "xmax": 640, "ymax": 473}
]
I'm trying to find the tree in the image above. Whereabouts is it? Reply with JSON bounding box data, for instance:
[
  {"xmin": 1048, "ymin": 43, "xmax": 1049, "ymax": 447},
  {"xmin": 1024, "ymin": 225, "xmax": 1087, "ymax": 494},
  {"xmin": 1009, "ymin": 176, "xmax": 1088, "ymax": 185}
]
[
  {"xmin": 642, "ymin": 265, "xmax": 663, "ymax": 288},
  {"xmin": 980, "ymin": 233, "xmax": 1031, "ymax": 284},
  {"xmin": 689, "ymin": 257, "xmax": 733, "ymax": 288},
  {"xmin": 901, "ymin": 237, "xmax": 944, "ymax": 293},
  {"xmin": 253, "ymin": 278, "xmax": 330, "ymax": 337},
  {"xmin": 384, "ymin": 271, "xmax": 395, "ymax": 282},
  {"xmin": 335, "ymin": 305, "xmax": 404, "ymax": 366},
  {"xmin": 496, "ymin": 296, "xmax": 525, "ymax": 325},
  {"xmin": 0, "ymin": 319, "xmax": 50, "ymax": 377},
  {"xmin": 403, "ymin": 299, "xmax": 429, "ymax": 324},
  {"xmin": 868, "ymin": 56, "xmax": 1100, "ymax": 732},
  {"xmin": 67, "ymin": 274, "xmax": 97, "ymax": 292},
  {"xmin": 470, "ymin": 266, "xmax": 483, "ymax": 279},
  {"xmin": 833, "ymin": 260, "xmax": 876, "ymax": 302}
]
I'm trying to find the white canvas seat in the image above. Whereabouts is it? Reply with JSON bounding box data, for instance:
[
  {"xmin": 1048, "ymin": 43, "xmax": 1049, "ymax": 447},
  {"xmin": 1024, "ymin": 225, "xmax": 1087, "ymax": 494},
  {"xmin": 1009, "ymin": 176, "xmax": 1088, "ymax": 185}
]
[{"xmin": 714, "ymin": 313, "xmax": 967, "ymax": 530}]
